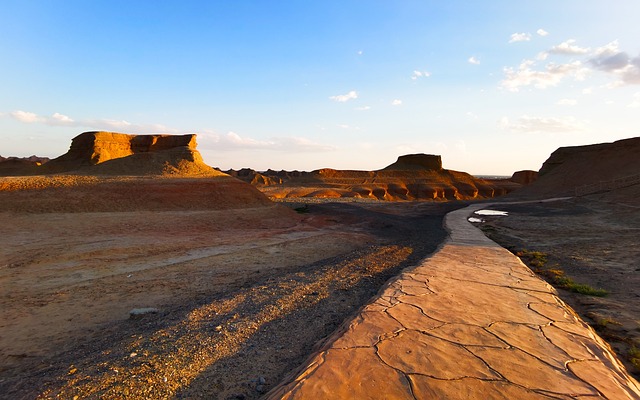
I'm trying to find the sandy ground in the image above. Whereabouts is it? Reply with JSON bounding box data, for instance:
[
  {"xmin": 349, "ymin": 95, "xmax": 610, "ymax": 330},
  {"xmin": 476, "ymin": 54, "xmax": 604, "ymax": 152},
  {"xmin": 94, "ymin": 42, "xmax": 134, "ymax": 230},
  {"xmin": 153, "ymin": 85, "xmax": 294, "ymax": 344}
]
[
  {"xmin": 478, "ymin": 189, "xmax": 640, "ymax": 379},
  {"xmin": 0, "ymin": 187, "xmax": 457, "ymax": 399}
]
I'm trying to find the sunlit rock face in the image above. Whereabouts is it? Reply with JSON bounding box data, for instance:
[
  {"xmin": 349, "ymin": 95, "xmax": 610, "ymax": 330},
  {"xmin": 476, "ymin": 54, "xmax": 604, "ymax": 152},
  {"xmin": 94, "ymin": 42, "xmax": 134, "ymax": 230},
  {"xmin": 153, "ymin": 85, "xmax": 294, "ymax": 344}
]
[
  {"xmin": 40, "ymin": 131, "xmax": 219, "ymax": 176},
  {"xmin": 228, "ymin": 153, "xmax": 517, "ymax": 201}
]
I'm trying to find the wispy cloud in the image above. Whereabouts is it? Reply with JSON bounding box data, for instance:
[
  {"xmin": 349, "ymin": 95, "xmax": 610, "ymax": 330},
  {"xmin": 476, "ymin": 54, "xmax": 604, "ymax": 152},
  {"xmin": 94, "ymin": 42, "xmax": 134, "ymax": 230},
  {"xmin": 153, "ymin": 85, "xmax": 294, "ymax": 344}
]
[
  {"xmin": 549, "ymin": 39, "xmax": 590, "ymax": 55},
  {"xmin": 468, "ymin": 56, "xmax": 480, "ymax": 65},
  {"xmin": 501, "ymin": 60, "xmax": 588, "ymax": 91},
  {"xmin": 503, "ymin": 40, "xmax": 640, "ymax": 90},
  {"xmin": 4, "ymin": 110, "xmax": 336, "ymax": 153},
  {"xmin": 329, "ymin": 90, "xmax": 358, "ymax": 102},
  {"xmin": 499, "ymin": 115, "xmax": 583, "ymax": 133},
  {"xmin": 200, "ymin": 131, "xmax": 335, "ymax": 152},
  {"xmin": 391, "ymin": 99, "xmax": 403, "ymax": 106},
  {"xmin": 8, "ymin": 110, "xmax": 178, "ymax": 133},
  {"xmin": 588, "ymin": 40, "xmax": 640, "ymax": 85},
  {"xmin": 411, "ymin": 70, "xmax": 431, "ymax": 80},
  {"xmin": 537, "ymin": 28, "xmax": 549, "ymax": 37},
  {"xmin": 509, "ymin": 32, "xmax": 531, "ymax": 43},
  {"xmin": 355, "ymin": 106, "xmax": 371, "ymax": 111}
]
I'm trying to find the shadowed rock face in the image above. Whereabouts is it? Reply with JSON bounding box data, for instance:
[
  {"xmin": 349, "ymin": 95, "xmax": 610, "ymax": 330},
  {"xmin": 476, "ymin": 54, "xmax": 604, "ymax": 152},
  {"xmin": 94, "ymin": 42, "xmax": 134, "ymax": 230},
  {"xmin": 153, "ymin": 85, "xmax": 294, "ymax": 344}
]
[
  {"xmin": 513, "ymin": 136, "xmax": 640, "ymax": 198},
  {"xmin": 39, "ymin": 131, "xmax": 220, "ymax": 176},
  {"xmin": 510, "ymin": 170, "xmax": 538, "ymax": 185},
  {"xmin": 382, "ymin": 153, "xmax": 443, "ymax": 171}
]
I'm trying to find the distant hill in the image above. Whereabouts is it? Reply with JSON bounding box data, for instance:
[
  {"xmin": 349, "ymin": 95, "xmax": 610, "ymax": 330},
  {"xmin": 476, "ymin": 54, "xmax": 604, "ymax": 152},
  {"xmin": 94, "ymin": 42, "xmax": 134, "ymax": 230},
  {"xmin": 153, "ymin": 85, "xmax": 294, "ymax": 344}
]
[
  {"xmin": 0, "ymin": 155, "xmax": 50, "ymax": 176},
  {"xmin": 227, "ymin": 153, "xmax": 520, "ymax": 201}
]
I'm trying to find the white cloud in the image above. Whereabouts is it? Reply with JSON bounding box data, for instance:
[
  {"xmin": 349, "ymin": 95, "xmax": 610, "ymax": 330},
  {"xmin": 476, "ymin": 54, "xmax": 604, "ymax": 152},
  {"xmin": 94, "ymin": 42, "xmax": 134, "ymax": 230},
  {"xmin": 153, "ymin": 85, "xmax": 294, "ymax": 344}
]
[
  {"xmin": 4, "ymin": 109, "xmax": 336, "ymax": 153},
  {"xmin": 499, "ymin": 115, "xmax": 582, "ymax": 133},
  {"xmin": 51, "ymin": 112, "xmax": 74, "ymax": 124},
  {"xmin": 550, "ymin": 39, "xmax": 590, "ymax": 55},
  {"xmin": 501, "ymin": 59, "xmax": 589, "ymax": 91},
  {"xmin": 357, "ymin": 50, "xmax": 363, "ymax": 55},
  {"xmin": 10, "ymin": 110, "xmax": 41, "ymax": 123},
  {"xmin": 556, "ymin": 98, "xmax": 577, "ymax": 106},
  {"xmin": 355, "ymin": 106, "xmax": 371, "ymax": 111},
  {"xmin": 582, "ymin": 87, "xmax": 594, "ymax": 94},
  {"xmin": 537, "ymin": 29, "xmax": 549, "ymax": 37},
  {"xmin": 589, "ymin": 41, "xmax": 628, "ymax": 71},
  {"xmin": 509, "ymin": 32, "xmax": 531, "ymax": 43},
  {"xmin": 468, "ymin": 56, "xmax": 480, "ymax": 65},
  {"xmin": 587, "ymin": 41, "xmax": 640, "ymax": 85},
  {"xmin": 392, "ymin": 99, "xmax": 403, "ymax": 106},
  {"xmin": 411, "ymin": 70, "xmax": 431, "ymax": 80},
  {"xmin": 6, "ymin": 110, "xmax": 175, "ymax": 133},
  {"xmin": 329, "ymin": 90, "xmax": 358, "ymax": 102}
]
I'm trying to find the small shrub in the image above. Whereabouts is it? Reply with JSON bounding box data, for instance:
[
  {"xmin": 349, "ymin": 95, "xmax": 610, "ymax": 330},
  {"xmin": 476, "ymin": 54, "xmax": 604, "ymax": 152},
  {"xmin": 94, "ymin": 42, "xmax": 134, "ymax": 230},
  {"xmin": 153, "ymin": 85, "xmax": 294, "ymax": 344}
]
[
  {"xmin": 630, "ymin": 346, "xmax": 640, "ymax": 369},
  {"xmin": 293, "ymin": 205, "xmax": 310, "ymax": 214}
]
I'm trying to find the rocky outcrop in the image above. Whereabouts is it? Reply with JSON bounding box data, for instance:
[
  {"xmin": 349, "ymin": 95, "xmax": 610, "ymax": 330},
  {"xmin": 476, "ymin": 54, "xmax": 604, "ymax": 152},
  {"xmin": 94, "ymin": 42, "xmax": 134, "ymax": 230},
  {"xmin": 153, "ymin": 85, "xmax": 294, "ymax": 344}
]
[
  {"xmin": 382, "ymin": 153, "xmax": 443, "ymax": 171},
  {"xmin": 510, "ymin": 170, "xmax": 538, "ymax": 185},
  {"xmin": 40, "ymin": 131, "xmax": 221, "ymax": 176},
  {"xmin": 513, "ymin": 136, "xmax": 640, "ymax": 198}
]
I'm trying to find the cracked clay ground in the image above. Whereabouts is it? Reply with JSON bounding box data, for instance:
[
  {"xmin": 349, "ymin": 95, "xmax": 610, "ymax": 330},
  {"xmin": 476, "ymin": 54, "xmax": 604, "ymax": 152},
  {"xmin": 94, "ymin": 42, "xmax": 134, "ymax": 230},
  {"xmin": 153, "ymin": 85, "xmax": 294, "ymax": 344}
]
[{"xmin": 267, "ymin": 202, "xmax": 640, "ymax": 399}]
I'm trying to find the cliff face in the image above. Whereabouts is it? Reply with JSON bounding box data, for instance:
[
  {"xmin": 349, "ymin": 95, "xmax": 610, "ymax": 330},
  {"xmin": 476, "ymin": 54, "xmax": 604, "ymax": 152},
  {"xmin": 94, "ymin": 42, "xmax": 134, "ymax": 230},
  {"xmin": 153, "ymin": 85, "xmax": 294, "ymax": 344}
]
[
  {"xmin": 41, "ymin": 131, "xmax": 221, "ymax": 176},
  {"xmin": 514, "ymin": 136, "xmax": 640, "ymax": 198}
]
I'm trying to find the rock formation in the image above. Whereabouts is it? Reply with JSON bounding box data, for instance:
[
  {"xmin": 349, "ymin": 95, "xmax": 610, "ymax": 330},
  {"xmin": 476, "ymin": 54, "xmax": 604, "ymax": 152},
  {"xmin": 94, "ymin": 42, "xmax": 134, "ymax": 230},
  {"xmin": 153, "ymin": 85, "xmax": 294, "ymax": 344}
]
[
  {"xmin": 229, "ymin": 153, "xmax": 517, "ymax": 201},
  {"xmin": 382, "ymin": 153, "xmax": 443, "ymax": 171},
  {"xmin": 40, "ymin": 131, "xmax": 221, "ymax": 176},
  {"xmin": 510, "ymin": 170, "xmax": 538, "ymax": 185},
  {"xmin": 512, "ymin": 136, "xmax": 640, "ymax": 198}
]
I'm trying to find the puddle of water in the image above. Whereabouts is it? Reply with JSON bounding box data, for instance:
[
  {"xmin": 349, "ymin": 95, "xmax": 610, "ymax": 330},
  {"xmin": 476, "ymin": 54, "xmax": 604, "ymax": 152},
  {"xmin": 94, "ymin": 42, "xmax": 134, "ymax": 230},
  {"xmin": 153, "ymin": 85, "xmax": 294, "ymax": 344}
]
[
  {"xmin": 475, "ymin": 209, "xmax": 508, "ymax": 216},
  {"xmin": 468, "ymin": 217, "xmax": 484, "ymax": 223}
]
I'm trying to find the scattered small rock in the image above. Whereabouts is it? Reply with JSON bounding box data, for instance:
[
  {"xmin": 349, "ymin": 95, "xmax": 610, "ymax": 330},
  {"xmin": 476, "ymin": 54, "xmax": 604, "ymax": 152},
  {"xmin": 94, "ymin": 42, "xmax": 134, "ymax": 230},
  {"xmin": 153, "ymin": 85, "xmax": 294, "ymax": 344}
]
[{"xmin": 129, "ymin": 308, "xmax": 159, "ymax": 319}]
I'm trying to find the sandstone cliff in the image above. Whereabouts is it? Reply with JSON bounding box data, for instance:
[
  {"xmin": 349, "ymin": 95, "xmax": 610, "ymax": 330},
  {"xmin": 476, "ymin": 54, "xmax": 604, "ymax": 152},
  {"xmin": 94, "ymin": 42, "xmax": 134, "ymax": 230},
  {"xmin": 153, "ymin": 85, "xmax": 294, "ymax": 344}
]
[
  {"xmin": 40, "ymin": 131, "xmax": 222, "ymax": 176},
  {"xmin": 512, "ymin": 136, "xmax": 640, "ymax": 198}
]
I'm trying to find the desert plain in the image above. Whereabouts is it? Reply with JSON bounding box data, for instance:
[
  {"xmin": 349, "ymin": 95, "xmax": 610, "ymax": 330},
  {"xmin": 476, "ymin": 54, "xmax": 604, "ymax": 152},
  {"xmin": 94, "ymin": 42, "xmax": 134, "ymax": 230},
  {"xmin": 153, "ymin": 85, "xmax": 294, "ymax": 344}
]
[{"xmin": 1, "ymin": 132, "xmax": 639, "ymax": 399}]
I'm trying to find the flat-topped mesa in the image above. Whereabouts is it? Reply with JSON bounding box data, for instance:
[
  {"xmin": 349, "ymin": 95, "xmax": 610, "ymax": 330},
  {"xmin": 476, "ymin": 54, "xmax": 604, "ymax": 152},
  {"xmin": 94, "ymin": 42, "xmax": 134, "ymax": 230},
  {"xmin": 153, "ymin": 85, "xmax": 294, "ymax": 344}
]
[
  {"xmin": 382, "ymin": 153, "xmax": 443, "ymax": 171},
  {"xmin": 41, "ymin": 131, "xmax": 220, "ymax": 176},
  {"xmin": 67, "ymin": 131, "xmax": 198, "ymax": 165}
]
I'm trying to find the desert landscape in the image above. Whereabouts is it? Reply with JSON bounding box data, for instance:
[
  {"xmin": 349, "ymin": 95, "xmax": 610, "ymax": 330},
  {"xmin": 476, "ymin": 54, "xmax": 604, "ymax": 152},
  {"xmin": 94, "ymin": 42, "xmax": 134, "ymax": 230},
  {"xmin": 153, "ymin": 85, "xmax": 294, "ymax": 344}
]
[{"xmin": 1, "ymin": 132, "xmax": 639, "ymax": 398}]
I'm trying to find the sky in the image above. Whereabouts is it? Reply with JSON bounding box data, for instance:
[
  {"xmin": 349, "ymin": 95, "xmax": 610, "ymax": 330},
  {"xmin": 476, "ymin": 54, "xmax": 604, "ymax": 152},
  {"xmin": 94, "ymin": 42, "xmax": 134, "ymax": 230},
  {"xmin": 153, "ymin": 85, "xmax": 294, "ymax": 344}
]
[{"xmin": 1, "ymin": 1, "xmax": 639, "ymax": 175}]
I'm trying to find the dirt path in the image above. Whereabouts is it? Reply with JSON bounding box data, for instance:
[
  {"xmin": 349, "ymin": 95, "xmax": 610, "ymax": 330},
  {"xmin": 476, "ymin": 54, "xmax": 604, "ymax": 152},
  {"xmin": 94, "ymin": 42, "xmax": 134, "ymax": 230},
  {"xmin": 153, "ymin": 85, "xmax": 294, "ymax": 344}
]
[
  {"xmin": 0, "ymin": 201, "xmax": 458, "ymax": 399},
  {"xmin": 476, "ymin": 195, "xmax": 640, "ymax": 379}
]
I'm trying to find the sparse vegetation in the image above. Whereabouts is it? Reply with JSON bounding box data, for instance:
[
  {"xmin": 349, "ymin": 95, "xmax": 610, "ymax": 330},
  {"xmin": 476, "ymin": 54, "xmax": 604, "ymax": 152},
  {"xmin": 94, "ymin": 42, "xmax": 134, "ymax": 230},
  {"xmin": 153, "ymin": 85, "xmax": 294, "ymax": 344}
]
[
  {"xmin": 515, "ymin": 249, "xmax": 608, "ymax": 297},
  {"xmin": 293, "ymin": 205, "xmax": 310, "ymax": 214},
  {"xmin": 630, "ymin": 346, "xmax": 640, "ymax": 370}
]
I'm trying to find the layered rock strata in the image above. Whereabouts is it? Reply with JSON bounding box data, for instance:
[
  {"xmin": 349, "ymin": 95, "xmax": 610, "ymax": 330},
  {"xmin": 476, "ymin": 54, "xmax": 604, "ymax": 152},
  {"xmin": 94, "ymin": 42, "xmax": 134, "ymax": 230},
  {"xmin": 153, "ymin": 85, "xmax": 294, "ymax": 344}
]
[{"xmin": 40, "ymin": 131, "xmax": 219, "ymax": 176}]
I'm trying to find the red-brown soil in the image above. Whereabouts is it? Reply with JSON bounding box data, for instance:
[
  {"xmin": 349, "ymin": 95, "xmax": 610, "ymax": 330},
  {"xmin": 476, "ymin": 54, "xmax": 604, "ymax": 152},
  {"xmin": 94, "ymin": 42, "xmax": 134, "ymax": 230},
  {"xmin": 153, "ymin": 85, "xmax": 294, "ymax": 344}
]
[{"xmin": 0, "ymin": 174, "xmax": 457, "ymax": 399}]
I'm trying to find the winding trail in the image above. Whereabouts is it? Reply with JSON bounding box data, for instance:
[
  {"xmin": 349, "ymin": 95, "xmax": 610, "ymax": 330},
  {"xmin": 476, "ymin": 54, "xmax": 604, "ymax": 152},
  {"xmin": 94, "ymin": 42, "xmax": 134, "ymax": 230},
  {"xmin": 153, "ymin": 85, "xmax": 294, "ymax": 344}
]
[{"xmin": 267, "ymin": 201, "xmax": 640, "ymax": 399}]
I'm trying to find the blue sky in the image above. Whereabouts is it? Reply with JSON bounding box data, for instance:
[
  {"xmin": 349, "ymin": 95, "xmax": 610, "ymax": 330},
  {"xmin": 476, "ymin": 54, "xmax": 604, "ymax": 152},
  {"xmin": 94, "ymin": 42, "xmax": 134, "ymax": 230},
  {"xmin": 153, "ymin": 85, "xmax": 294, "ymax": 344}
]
[{"xmin": 1, "ymin": 1, "xmax": 639, "ymax": 174}]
